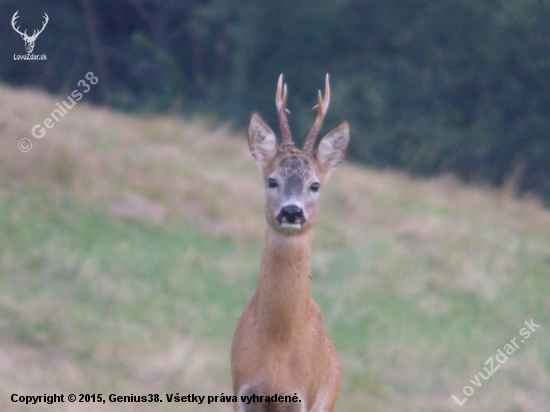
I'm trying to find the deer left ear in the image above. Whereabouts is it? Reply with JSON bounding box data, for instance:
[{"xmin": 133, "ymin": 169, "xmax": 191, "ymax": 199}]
[
  {"xmin": 315, "ymin": 122, "xmax": 350, "ymax": 174},
  {"xmin": 248, "ymin": 113, "xmax": 278, "ymax": 168}
]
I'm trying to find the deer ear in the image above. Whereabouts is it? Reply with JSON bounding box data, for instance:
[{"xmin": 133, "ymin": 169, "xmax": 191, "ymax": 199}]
[
  {"xmin": 248, "ymin": 113, "xmax": 278, "ymax": 167},
  {"xmin": 316, "ymin": 122, "xmax": 350, "ymax": 174}
]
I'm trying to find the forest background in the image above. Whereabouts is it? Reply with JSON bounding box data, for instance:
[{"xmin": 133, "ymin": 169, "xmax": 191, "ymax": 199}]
[{"xmin": 1, "ymin": 0, "xmax": 549, "ymax": 203}]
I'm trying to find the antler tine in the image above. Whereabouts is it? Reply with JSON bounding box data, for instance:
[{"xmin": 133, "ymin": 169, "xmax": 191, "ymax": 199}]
[
  {"xmin": 29, "ymin": 12, "xmax": 49, "ymax": 40},
  {"xmin": 40, "ymin": 13, "xmax": 49, "ymax": 31},
  {"xmin": 302, "ymin": 73, "xmax": 330, "ymax": 154},
  {"xmin": 276, "ymin": 74, "xmax": 294, "ymax": 151},
  {"xmin": 11, "ymin": 11, "xmax": 26, "ymax": 36}
]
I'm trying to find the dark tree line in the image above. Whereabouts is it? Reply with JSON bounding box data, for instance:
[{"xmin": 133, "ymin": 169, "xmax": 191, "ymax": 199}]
[{"xmin": 1, "ymin": 0, "xmax": 549, "ymax": 202}]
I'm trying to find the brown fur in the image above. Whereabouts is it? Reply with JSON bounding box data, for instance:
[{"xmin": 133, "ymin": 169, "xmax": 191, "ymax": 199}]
[
  {"xmin": 231, "ymin": 75, "xmax": 349, "ymax": 412},
  {"xmin": 231, "ymin": 229, "xmax": 341, "ymax": 411}
]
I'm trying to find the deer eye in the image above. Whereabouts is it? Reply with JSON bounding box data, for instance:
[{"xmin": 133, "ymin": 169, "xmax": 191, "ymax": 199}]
[
  {"xmin": 309, "ymin": 182, "xmax": 320, "ymax": 192},
  {"xmin": 267, "ymin": 178, "xmax": 278, "ymax": 189}
]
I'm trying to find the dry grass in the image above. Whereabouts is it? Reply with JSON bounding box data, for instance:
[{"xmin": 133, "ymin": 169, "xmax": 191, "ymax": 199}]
[{"xmin": 1, "ymin": 84, "xmax": 549, "ymax": 411}]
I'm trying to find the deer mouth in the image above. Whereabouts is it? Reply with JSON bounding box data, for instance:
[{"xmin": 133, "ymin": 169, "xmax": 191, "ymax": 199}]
[
  {"xmin": 280, "ymin": 222, "xmax": 303, "ymax": 230},
  {"xmin": 276, "ymin": 204, "xmax": 306, "ymax": 230}
]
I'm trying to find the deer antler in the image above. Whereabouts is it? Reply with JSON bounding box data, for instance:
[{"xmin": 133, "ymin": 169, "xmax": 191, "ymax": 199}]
[
  {"xmin": 11, "ymin": 11, "xmax": 26, "ymax": 37},
  {"xmin": 302, "ymin": 74, "xmax": 330, "ymax": 154},
  {"xmin": 11, "ymin": 11, "xmax": 48, "ymax": 40},
  {"xmin": 276, "ymin": 74, "xmax": 294, "ymax": 152},
  {"xmin": 28, "ymin": 13, "xmax": 49, "ymax": 41}
]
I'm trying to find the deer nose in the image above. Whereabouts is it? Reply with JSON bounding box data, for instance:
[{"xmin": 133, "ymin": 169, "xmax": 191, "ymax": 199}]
[{"xmin": 281, "ymin": 205, "xmax": 304, "ymax": 223}]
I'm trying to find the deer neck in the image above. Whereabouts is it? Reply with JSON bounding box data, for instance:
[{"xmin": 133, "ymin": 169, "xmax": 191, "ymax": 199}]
[{"xmin": 255, "ymin": 226, "xmax": 313, "ymax": 340}]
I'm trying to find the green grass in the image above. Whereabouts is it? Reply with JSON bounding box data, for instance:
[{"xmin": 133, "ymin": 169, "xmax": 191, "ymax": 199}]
[
  {"xmin": 5, "ymin": 190, "xmax": 184, "ymax": 330},
  {"xmin": 0, "ymin": 187, "xmax": 243, "ymax": 411},
  {"xmin": 0, "ymin": 84, "xmax": 549, "ymax": 411}
]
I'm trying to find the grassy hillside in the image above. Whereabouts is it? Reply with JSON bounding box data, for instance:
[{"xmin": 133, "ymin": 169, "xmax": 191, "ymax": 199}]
[{"xmin": 0, "ymin": 85, "xmax": 549, "ymax": 411}]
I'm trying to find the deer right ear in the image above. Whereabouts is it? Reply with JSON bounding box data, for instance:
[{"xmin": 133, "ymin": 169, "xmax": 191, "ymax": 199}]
[
  {"xmin": 248, "ymin": 113, "xmax": 278, "ymax": 167},
  {"xmin": 316, "ymin": 121, "xmax": 350, "ymax": 174}
]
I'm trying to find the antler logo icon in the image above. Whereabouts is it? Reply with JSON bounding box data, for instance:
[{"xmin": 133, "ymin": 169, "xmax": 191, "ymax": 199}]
[{"xmin": 11, "ymin": 10, "xmax": 49, "ymax": 54}]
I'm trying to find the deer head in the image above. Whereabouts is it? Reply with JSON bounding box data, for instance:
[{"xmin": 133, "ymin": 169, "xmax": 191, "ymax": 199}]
[
  {"xmin": 248, "ymin": 74, "xmax": 350, "ymax": 234},
  {"xmin": 11, "ymin": 11, "xmax": 49, "ymax": 54}
]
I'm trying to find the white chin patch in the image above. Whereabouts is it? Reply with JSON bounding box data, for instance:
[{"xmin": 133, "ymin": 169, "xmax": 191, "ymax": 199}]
[{"xmin": 281, "ymin": 222, "xmax": 302, "ymax": 230}]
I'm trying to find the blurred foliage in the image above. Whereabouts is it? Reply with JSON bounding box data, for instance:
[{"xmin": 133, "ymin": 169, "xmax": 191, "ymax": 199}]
[{"xmin": 1, "ymin": 0, "xmax": 549, "ymax": 202}]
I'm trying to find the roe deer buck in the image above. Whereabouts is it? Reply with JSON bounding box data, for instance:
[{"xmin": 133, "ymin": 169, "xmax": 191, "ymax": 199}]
[{"xmin": 231, "ymin": 74, "xmax": 350, "ymax": 412}]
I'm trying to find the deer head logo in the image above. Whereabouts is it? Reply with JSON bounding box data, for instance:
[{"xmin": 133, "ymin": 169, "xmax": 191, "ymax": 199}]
[{"xmin": 11, "ymin": 10, "xmax": 49, "ymax": 54}]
